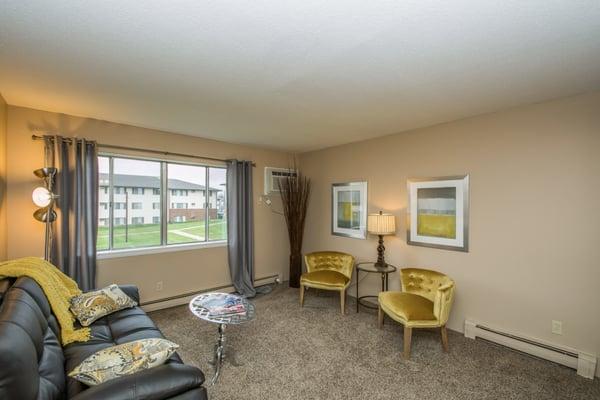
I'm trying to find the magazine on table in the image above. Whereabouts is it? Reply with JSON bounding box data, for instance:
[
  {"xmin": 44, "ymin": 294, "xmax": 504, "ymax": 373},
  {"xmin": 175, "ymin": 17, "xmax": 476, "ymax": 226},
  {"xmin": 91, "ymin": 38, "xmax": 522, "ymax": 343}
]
[{"xmin": 196, "ymin": 294, "xmax": 247, "ymax": 316}]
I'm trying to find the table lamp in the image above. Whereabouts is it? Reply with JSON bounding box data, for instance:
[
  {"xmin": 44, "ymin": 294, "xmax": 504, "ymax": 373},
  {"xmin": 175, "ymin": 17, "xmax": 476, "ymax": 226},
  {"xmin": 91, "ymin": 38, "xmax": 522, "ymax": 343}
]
[{"xmin": 367, "ymin": 211, "xmax": 396, "ymax": 268}]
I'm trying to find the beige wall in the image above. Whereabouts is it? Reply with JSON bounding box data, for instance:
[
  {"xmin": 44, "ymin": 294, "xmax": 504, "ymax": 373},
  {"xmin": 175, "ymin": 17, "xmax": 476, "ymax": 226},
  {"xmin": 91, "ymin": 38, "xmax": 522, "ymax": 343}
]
[
  {"xmin": 0, "ymin": 94, "xmax": 7, "ymax": 261},
  {"xmin": 300, "ymin": 92, "xmax": 600, "ymax": 365},
  {"xmin": 6, "ymin": 105, "xmax": 291, "ymax": 302}
]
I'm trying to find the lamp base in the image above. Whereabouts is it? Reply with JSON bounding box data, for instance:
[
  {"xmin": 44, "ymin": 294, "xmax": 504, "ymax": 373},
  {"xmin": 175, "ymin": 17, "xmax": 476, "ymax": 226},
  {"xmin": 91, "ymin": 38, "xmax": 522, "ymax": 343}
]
[{"xmin": 376, "ymin": 235, "xmax": 386, "ymax": 268}]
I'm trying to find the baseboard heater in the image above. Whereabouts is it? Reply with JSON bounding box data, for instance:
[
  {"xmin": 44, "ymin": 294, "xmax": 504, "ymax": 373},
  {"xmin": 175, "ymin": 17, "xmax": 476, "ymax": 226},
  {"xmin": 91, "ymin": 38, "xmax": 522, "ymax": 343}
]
[
  {"xmin": 464, "ymin": 319, "xmax": 597, "ymax": 379},
  {"xmin": 140, "ymin": 274, "xmax": 280, "ymax": 312}
]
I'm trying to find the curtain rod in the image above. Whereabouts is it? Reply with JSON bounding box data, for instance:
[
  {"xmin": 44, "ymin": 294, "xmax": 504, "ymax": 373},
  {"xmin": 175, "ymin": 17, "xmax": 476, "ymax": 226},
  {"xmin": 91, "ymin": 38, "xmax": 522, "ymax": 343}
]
[{"xmin": 31, "ymin": 134, "xmax": 255, "ymax": 166}]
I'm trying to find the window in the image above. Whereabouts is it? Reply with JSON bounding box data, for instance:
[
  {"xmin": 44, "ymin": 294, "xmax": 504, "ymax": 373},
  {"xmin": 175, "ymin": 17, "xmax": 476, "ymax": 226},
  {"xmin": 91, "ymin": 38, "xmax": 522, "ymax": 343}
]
[
  {"xmin": 209, "ymin": 167, "xmax": 227, "ymax": 241},
  {"xmin": 98, "ymin": 155, "xmax": 227, "ymax": 253},
  {"xmin": 171, "ymin": 189, "xmax": 188, "ymax": 196}
]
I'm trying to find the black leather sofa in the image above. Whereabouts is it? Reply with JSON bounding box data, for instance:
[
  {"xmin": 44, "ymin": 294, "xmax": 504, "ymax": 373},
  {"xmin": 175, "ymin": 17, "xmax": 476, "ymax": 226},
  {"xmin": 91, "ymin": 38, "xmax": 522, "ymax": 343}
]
[{"xmin": 0, "ymin": 277, "xmax": 208, "ymax": 400}]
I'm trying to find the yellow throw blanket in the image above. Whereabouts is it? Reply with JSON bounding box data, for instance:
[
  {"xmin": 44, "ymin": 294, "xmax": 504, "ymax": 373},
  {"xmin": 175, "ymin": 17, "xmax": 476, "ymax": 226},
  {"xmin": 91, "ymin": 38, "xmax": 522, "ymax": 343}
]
[{"xmin": 0, "ymin": 257, "xmax": 91, "ymax": 345}]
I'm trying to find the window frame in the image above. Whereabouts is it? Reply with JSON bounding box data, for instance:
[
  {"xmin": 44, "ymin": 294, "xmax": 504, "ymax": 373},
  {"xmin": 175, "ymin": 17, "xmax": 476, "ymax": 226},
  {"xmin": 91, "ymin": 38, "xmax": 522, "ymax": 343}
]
[{"xmin": 97, "ymin": 153, "xmax": 227, "ymax": 258}]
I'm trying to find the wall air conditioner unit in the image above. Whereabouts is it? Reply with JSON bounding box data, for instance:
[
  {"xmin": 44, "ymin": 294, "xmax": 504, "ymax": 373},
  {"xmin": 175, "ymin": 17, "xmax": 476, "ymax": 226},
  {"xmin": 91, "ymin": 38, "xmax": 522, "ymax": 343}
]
[{"xmin": 264, "ymin": 167, "xmax": 297, "ymax": 195}]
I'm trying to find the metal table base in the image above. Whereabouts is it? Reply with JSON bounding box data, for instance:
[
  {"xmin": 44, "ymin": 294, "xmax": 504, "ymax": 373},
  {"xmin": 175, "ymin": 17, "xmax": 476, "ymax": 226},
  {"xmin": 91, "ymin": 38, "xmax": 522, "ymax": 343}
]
[
  {"xmin": 208, "ymin": 323, "xmax": 245, "ymax": 385},
  {"xmin": 355, "ymin": 262, "xmax": 397, "ymax": 313}
]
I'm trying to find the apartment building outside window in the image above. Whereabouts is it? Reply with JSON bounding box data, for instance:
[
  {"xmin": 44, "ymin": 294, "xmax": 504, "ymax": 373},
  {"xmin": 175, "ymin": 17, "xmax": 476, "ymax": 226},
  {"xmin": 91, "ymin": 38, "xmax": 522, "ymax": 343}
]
[{"xmin": 97, "ymin": 155, "xmax": 227, "ymax": 252}]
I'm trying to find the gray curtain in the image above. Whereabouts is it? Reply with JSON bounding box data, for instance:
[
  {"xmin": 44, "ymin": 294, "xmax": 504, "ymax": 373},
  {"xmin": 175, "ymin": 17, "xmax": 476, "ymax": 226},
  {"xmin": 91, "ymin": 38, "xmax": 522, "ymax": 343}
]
[
  {"xmin": 226, "ymin": 160, "xmax": 256, "ymax": 297},
  {"xmin": 44, "ymin": 135, "xmax": 99, "ymax": 291}
]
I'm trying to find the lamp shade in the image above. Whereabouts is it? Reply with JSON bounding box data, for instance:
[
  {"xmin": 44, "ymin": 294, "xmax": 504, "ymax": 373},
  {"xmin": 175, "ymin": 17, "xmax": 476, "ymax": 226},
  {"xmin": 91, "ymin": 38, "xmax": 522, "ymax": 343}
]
[
  {"xmin": 33, "ymin": 207, "xmax": 57, "ymax": 223},
  {"xmin": 367, "ymin": 212, "xmax": 396, "ymax": 235},
  {"xmin": 32, "ymin": 186, "xmax": 52, "ymax": 207}
]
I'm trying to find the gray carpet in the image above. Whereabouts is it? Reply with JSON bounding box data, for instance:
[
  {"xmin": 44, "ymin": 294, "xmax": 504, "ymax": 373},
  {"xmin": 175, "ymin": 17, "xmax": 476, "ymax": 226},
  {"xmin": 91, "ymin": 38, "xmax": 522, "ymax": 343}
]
[{"xmin": 150, "ymin": 284, "xmax": 599, "ymax": 400}]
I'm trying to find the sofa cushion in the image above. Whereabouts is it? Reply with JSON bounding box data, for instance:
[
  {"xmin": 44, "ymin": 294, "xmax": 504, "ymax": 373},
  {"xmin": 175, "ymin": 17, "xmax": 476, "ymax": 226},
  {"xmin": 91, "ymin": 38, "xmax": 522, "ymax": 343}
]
[
  {"xmin": 70, "ymin": 284, "xmax": 137, "ymax": 326},
  {"xmin": 64, "ymin": 306, "xmax": 183, "ymax": 397},
  {"xmin": 378, "ymin": 291, "xmax": 436, "ymax": 322},
  {"xmin": 300, "ymin": 270, "xmax": 349, "ymax": 288},
  {"xmin": 69, "ymin": 338, "xmax": 179, "ymax": 386}
]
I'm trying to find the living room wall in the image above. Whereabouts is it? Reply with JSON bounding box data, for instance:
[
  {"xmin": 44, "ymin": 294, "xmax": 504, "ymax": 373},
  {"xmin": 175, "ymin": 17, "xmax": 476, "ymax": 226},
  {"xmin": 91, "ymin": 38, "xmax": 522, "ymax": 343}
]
[
  {"xmin": 5, "ymin": 105, "xmax": 291, "ymax": 303},
  {"xmin": 299, "ymin": 91, "xmax": 600, "ymax": 372},
  {"xmin": 0, "ymin": 93, "xmax": 7, "ymax": 261}
]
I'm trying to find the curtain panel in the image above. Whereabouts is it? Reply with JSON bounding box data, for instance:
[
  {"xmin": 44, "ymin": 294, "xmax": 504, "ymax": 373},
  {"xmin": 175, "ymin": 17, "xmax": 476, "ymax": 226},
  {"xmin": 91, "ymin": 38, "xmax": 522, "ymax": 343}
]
[
  {"xmin": 44, "ymin": 135, "xmax": 99, "ymax": 291},
  {"xmin": 226, "ymin": 160, "xmax": 256, "ymax": 297}
]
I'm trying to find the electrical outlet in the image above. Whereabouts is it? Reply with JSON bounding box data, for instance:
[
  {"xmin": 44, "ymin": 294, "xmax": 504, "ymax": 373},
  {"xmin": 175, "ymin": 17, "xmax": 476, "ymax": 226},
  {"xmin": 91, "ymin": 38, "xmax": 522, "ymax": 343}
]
[
  {"xmin": 551, "ymin": 320, "xmax": 562, "ymax": 335},
  {"xmin": 155, "ymin": 281, "xmax": 163, "ymax": 291}
]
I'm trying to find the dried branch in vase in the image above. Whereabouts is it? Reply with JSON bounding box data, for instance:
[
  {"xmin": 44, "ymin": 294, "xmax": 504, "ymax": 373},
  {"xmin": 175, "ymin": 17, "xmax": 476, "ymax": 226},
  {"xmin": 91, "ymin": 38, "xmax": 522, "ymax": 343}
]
[{"xmin": 278, "ymin": 166, "xmax": 311, "ymax": 288}]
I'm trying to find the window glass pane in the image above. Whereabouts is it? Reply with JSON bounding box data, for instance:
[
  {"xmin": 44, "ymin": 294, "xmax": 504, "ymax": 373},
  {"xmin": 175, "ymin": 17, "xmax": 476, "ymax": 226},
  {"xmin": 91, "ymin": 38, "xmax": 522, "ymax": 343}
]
[
  {"xmin": 208, "ymin": 167, "xmax": 227, "ymax": 241},
  {"xmin": 112, "ymin": 158, "xmax": 161, "ymax": 249},
  {"xmin": 97, "ymin": 156, "xmax": 110, "ymax": 250},
  {"xmin": 167, "ymin": 163, "xmax": 206, "ymax": 244}
]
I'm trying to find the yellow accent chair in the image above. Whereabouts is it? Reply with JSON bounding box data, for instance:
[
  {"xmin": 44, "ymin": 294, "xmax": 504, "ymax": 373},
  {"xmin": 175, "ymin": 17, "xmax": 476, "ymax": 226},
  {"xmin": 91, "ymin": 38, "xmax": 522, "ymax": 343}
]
[
  {"xmin": 300, "ymin": 251, "xmax": 355, "ymax": 314},
  {"xmin": 378, "ymin": 268, "xmax": 455, "ymax": 359}
]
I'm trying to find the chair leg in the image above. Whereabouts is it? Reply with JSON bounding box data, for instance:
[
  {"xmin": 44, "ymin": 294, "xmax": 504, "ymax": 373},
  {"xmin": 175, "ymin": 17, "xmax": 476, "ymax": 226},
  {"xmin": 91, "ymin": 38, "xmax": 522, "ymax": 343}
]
[
  {"xmin": 378, "ymin": 305, "xmax": 384, "ymax": 328},
  {"xmin": 300, "ymin": 284, "xmax": 305, "ymax": 307},
  {"xmin": 340, "ymin": 289, "xmax": 345, "ymax": 315},
  {"xmin": 403, "ymin": 326, "xmax": 412, "ymax": 360},
  {"xmin": 440, "ymin": 325, "xmax": 449, "ymax": 352}
]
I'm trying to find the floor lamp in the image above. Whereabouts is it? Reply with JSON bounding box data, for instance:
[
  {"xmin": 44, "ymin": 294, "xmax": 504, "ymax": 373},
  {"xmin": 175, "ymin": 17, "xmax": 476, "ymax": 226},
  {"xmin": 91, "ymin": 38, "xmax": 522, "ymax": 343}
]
[{"xmin": 32, "ymin": 167, "xmax": 58, "ymax": 261}]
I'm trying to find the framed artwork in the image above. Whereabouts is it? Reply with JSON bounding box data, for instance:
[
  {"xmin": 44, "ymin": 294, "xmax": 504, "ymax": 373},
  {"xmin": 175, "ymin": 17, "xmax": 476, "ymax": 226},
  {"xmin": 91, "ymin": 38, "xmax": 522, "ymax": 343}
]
[
  {"xmin": 407, "ymin": 175, "xmax": 469, "ymax": 252},
  {"xmin": 331, "ymin": 182, "xmax": 368, "ymax": 239}
]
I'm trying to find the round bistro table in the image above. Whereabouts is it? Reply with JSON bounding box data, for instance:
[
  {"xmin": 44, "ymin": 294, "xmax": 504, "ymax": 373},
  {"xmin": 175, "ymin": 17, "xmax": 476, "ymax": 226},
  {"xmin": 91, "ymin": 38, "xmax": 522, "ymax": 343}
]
[
  {"xmin": 355, "ymin": 262, "xmax": 397, "ymax": 312},
  {"xmin": 189, "ymin": 292, "xmax": 255, "ymax": 385}
]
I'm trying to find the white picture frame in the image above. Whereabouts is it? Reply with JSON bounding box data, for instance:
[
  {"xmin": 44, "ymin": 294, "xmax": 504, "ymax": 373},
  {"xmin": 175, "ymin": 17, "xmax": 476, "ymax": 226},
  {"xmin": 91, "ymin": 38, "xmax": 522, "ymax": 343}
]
[
  {"xmin": 331, "ymin": 181, "xmax": 368, "ymax": 239},
  {"xmin": 407, "ymin": 175, "xmax": 469, "ymax": 252}
]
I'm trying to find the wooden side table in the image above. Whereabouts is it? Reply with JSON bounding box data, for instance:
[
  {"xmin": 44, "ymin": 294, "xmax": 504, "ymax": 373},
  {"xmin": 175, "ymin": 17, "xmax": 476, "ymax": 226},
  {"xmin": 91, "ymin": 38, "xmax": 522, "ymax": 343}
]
[{"xmin": 355, "ymin": 262, "xmax": 397, "ymax": 312}]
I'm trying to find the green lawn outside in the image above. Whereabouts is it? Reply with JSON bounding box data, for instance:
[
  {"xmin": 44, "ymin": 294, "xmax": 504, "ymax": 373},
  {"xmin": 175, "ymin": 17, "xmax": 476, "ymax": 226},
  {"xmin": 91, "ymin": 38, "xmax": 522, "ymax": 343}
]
[{"xmin": 98, "ymin": 219, "xmax": 227, "ymax": 250}]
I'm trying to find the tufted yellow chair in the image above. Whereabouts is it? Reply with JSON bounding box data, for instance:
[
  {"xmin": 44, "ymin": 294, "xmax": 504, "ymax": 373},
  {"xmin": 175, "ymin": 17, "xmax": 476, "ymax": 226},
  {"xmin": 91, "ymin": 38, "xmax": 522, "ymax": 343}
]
[
  {"xmin": 378, "ymin": 268, "xmax": 455, "ymax": 359},
  {"xmin": 301, "ymin": 251, "xmax": 355, "ymax": 314}
]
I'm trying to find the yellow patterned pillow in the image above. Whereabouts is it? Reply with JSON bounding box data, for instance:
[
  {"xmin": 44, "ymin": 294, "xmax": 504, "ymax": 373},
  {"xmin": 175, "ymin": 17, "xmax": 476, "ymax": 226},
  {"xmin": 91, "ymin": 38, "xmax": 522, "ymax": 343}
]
[
  {"xmin": 68, "ymin": 338, "xmax": 179, "ymax": 386},
  {"xmin": 70, "ymin": 284, "xmax": 137, "ymax": 326}
]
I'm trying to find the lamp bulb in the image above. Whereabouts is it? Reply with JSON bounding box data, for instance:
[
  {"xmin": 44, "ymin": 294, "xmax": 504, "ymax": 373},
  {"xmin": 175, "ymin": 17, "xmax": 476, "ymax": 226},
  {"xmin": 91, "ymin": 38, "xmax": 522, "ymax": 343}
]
[{"xmin": 32, "ymin": 187, "xmax": 52, "ymax": 207}]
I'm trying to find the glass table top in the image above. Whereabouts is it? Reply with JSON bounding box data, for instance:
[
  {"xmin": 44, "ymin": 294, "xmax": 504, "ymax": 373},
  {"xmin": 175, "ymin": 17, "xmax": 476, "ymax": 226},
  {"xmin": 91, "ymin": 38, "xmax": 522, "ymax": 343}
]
[
  {"xmin": 189, "ymin": 292, "xmax": 256, "ymax": 325},
  {"xmin": 356, "ymin": 262, "xmax": 397, "ymax": 273}
]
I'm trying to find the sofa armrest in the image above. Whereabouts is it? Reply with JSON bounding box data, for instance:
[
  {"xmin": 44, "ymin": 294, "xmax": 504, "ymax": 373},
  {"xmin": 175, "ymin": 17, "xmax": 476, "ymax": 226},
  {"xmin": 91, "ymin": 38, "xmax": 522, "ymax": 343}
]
[
  {"xmin": 118, "ymin": 284, "xmax": 140, "ymax": 304},
  {"xmin": 70, "ymin": 364, "xmax": 205, "ymax": 400}
]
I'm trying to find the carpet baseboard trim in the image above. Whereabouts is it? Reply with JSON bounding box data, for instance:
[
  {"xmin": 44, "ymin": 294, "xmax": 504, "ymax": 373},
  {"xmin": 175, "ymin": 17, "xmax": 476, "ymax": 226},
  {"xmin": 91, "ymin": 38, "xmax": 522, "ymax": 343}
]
[
  {"xmin": 141, "ymin": 273, "xmax": 280, "ymax": 312},
  {"xmin": 464, "ymin": 319, "xmax": 597, "ymax": 379}
]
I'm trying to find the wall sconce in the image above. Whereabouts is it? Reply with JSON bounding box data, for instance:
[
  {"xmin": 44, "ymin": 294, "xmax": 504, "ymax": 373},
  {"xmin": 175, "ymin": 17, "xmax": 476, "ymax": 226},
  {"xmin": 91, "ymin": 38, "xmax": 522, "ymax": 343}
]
[{"xmin": 32, "ymin": 167, "xmax": 58, "ymax": 260}]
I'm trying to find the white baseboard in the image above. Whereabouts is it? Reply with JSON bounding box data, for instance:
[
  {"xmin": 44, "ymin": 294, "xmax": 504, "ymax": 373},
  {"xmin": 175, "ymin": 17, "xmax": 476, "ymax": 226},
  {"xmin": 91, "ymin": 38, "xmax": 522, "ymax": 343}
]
[
  {"xmin": 465, "ymin": 319, "xmax": 597, "ymax": 379},
  {"xmin": 141, "ymin": 274, "xmax": 280, "ymax": 312}
]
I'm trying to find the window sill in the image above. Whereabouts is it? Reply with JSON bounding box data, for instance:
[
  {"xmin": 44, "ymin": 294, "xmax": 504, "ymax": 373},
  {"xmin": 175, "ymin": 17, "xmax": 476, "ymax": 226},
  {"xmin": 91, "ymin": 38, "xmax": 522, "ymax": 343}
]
[{"xmin": 97, "ymin": 240, "xmax": 227, "ymax": 260}]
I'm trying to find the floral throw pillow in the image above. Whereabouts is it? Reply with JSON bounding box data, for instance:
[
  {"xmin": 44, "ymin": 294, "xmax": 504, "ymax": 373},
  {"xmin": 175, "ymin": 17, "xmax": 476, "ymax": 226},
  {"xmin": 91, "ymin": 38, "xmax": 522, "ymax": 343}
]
[
  {"xmin": 68, "ymin": 338, "xmax": 179, "ymax": 386},
  {"xmin": 70, "ymin": 284, "xmax": 137, "ymax": 326}
]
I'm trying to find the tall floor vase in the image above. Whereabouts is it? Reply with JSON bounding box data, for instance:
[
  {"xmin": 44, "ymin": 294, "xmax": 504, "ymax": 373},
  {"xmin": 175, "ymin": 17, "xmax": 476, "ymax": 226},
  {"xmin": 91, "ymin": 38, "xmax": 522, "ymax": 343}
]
[
  {"xmin": 289, "ymin": 253, "xmax": 302, "ymax": 288},
  {"xmin": 278, "ymin": 167, "xmax": 311, "ymax": 289}
]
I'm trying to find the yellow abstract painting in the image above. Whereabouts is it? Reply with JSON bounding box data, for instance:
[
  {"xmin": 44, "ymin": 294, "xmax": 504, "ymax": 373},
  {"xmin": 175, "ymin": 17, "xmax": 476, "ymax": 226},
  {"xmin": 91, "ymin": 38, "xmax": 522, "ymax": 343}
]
[{"xmin": 417, "ymin": 214, "xmax": 456, "ymax": 239}]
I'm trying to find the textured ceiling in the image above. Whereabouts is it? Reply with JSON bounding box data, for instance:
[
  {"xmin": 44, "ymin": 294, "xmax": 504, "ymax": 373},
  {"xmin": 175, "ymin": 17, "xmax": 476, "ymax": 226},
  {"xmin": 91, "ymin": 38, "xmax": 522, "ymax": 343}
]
[{"xmin": 1, "ymin": 1, "xmax": 600, "ymax": 152}]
